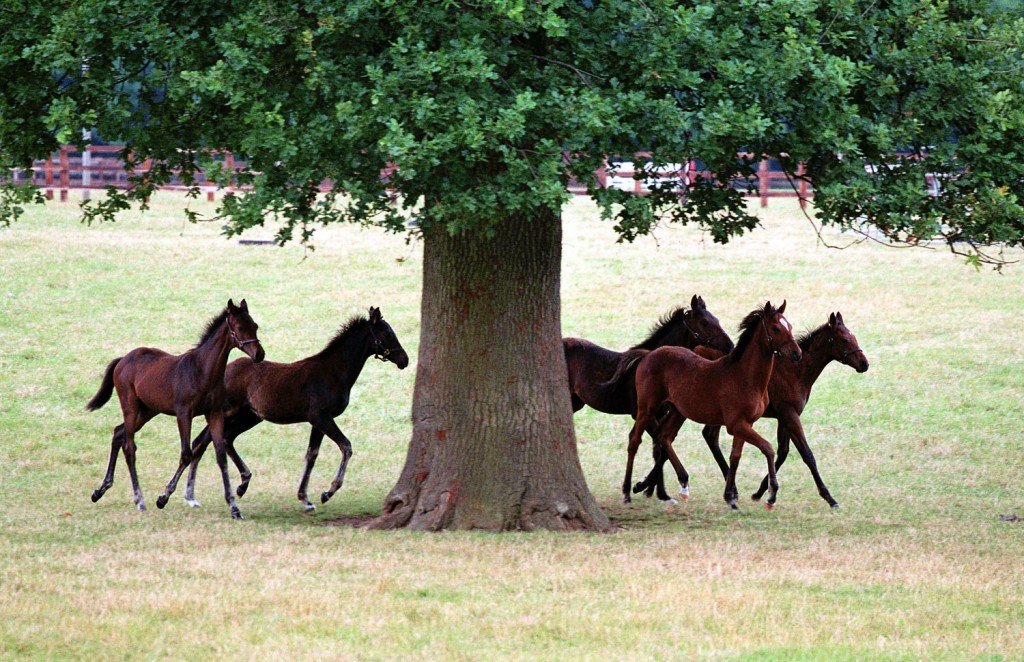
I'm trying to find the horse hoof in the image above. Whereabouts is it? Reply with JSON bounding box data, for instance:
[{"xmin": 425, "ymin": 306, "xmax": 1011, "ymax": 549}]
[
  {"xmin": 91, "ymin": 490, "xmax": 102, "ymax": 503},
  {"xmin": 320, "ymin": 491, "xmax": 332, "ymax": 504},
  {"xmin": 751, "ymin": 492, "xmax": 763, "ymax": 502},
  {"xmin": 155, "ymin": 495, "xmax": 168, "ymax": 509},
  {"xmin": 765, "ymin": 502, "xmax": 775, "ymax": 511},
  {"xmin": 137, "ymin": 502, "xmax": 147, "ymax": 512},
  {"xmin": 830, "ymin": 502, "xmax": 841, "ymax": 509},
  {"xmin": 727, "ymin": 501, "xmax": 738, "ymax": 511},
  {"xmin": 185, "ymin": 498, "xmax": 201, "ymax": 508},
  {"xmin": 678, "ymin": 487, "xmax": 690, "ymax": 501},
  {"xmin": 304, "ymin": 503, "xmax": 316, "ymax": 513},
  {"xmin": 236, "ymin": 484, "xmax": 248, "ymax": 498},
  {"xmin": 231, "ymin": 508, "xmax": 244, "ymax": 520},
  {"xmin": 666, "ymin": 498, "xmax": 678, "ymax": 506},
  {"xmin": 622, "ymin": 494, "xmax": 632, "ymax": 504},
  {"xmin": 632, "ymin": 481, "xmax": 647, "ymax": 495}
]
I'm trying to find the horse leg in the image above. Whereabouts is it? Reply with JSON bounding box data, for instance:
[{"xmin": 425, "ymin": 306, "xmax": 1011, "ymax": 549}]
[
  {"xmin": 635, "ymin": 408, "xmax": 684, "ymax": 500},
  {"xmin": 723, "ymin": 435, "xmax": 746, "ymax": 510},
  {"xmin": 91, "ymin": 423, "xmax": 124, "ymax": 502},
  {"xmin": 637, "ymin": 424, "xmax": 674, "ymax": 502},
  {"xmin": 208, "ymin": 413, "xmax": 243, "ymax": 519},
  {"xmin": 182, "ymin": 426, "xmax": 213, "ymax": 508},
  {"xmin": 781, "ymin": 412, "xmax": 839, "ymax": 508},
  {"xmin": 752, "ymin": 421, "xmax": 788, "ymax": 502},
  {"xmin": 316, "ymin": 417, "xmax": 356, "ymax": 506},
  {"xmin": 120, "ymin": 412, "xmax": 151, "ymax": 512},
  {"xmin": 184, "ymin": 409, "xmax": 261, "ymax": 506},
  {"xmin": 733, "ymin": 422, "xmax": 779, "ymax": 509},
  {"xmin": 296, "ymin": 428, "xmax": 325, "ymax": 512},
  {"xmin": 156, "ymin": 414, "xmax": 196, "ymax": 509},
  {"xmin": 622, "ymin": 415, "xmax": 648, "ymax": 504},
  {"xmin": 657, "ymin": 432, "xmax": 693, "ymax": 505},
  {"xmin": 648, "ymin": 408, "xmax": 686, "ymax": 500},
  {"xmin": 634, "ymin": 443, "xmax": 666, "ymax": 499},
  {"xmin": 702, "ymin": 424, "xmax": 730, "ymax": 481}
]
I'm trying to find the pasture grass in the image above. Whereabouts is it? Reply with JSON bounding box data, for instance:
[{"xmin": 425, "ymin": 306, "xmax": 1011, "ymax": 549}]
[{"xmin": 1, "ymin": 192, "xmax": 1022, "ymax": 660}]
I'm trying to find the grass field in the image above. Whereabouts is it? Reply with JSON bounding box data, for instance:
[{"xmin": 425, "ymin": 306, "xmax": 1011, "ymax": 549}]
[{"xmin": 1, "ymin": 192, "xmax": 1022, "ymax": 660}]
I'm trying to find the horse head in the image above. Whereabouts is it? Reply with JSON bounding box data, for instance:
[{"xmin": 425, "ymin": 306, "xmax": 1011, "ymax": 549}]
[
  {"xmin": 368, "ymin": 306, "xmax": 410, "ymax": 370},
  {"xmin": 226, "ymin": 298, "xmax": 265, "ymax": 363},
  {"xmin": 684, "ymin": 294, "xmax": 734, "ymax": 353},
  {"xmin": 763, "ymin": 300, "xmax": 801, "ymax": 363},
  {"xmin": 826, "ymin": 312, "xmax": 869, "ymax": 373}
]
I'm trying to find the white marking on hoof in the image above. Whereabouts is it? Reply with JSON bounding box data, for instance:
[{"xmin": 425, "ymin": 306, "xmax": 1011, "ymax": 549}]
[
  {"xmin": 304, "ymin": 503, "xmax": 316, "ymax": 513},
  {"xmin": 185, "ymin": 498, "xmax": 201, "ymax": 508},
  {"xmin": 678, "ymin": 486, "xmax": 690, "ymax": 500},
  {"xmin": 667, "ymin": 498, "xmax": 678, "ymax": 506}
]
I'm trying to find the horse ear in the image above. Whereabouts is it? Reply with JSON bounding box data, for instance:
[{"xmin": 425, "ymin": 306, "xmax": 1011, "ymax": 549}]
[
  {"xmin": 239, "ymin": 298, "xmax": 249, "ymax": 313},
  {"xmin": 829, "ymin": 312, "xmax": 837, "ymax": 326},
  {"xmin": 227, "ymin": 298, "xmax": 236, "ymax": 312},
  {"xmin": 691, "ymin": 294, "xmax": 705, "ymax": 310},
  {"xmin": 368, "ymin": 307, "xmax": 381, "ymax": 323},
  {"xmin": 698, "ymin": 295, "xmax": 706, "ymax": 310},
  {"xmin": 778, "ymin": 300, "xmax": 787, "ymax": 315},
  {"xmin": 836, "ymin": 311, "xmax": 844, "ymax": 326}
]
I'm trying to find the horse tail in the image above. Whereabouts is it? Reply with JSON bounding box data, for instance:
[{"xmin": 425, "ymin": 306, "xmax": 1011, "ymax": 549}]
[
  {"xmin": 598, "ymin": 349, "xmax": 649, "ymax": 390},
  {"xmin": 86, "ymin": 357, "xmax": 122, "ymax": 411}
]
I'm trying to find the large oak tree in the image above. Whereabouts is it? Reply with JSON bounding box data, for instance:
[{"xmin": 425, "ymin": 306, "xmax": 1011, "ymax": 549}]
[{"xmin": 3, "ymin": 0, "xmax": 1023, "ymax": 530}]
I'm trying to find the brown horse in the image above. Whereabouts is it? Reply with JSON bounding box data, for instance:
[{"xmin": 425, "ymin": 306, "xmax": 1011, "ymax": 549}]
[
  {"xmin": 564, "ymin": 294, "xmax": 734, "ymax": 416},
  {"xmin": 170, "ymin": 307, "xmax": 409, "ymax": 512},
  {"xmin": 635, "ymin": 311, "xmax": 869, "ymax": 507},
  {"xmin": 564, "ymin": 296, "xmax": 733, "ymax": 500},
  {"xmin": 86, "ymin": 299, "xmax": 264, "ymax": 518},
  {"xmin": 624, "ymin": 301, "xmax": 801, "ymax": 509}
]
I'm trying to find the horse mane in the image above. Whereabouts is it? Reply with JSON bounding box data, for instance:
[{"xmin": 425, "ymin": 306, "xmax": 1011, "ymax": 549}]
[
  {"xmin": 315, "ymin": 315, "xmax": 369, "ymax": 357},
  {"xmin": 728, "ymin": 303, "xmax": 775, "ymax": 363},
  {"xmin": 194, "ymin": 309, "xmax": 230, "ymax": 349},
  {"xmin": 796, "ymin": 323, "xmax": 828, "ymax": 352},
  {"xmin": 631, "ymin": 307, "xmax": 689, "ymax": 350}
]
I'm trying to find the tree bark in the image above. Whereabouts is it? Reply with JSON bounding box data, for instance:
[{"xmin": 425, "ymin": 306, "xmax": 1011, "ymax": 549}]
[{"xmin": 371, "ymin": 209, "xmax": 611, "ymax": 531}]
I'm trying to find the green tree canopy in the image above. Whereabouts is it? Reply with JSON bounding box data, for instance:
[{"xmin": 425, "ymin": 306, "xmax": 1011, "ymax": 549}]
[{"xmin": 4, "ymin": 0, "xmax": 1023, "ymax": 264}]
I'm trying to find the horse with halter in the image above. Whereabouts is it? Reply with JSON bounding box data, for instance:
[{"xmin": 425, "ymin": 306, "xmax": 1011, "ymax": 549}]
[
  {"xmin": 169, "ymin": 307, "xmax": 409, "ymax": 512},
  {"xmin": 563, "ymin": 295, "xmax": 734, "ymax": 500},
  {"xmin": 634, "ymin": 311, "xmax": 869, "ymax": 508},
  {"xmin": 623, "ymin": 301, "xmax": 801, "ymax": 509},
  {"xmin": 87, "ymin": 299, "xmax": 264, "ymax": 518}
]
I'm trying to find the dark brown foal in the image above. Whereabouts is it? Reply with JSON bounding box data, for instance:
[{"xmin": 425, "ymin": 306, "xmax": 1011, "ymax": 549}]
[
  {"xmin": 564, "ymin": 295, "xmax": 734, "ymax": 500},
  {"xmin": 636, "ymin": 311, "xmax": 869, "ymax": 507},
  {"xmin": 178, "ymin": 307, "xmax": 409, "ymax": 512},
  {"xmin": 87, "ymin": 299, "xmax": 264, "ymax": 518},
  {"xmin": 626, "ymin": 301, "xmax": 801, "ymax": 509}
]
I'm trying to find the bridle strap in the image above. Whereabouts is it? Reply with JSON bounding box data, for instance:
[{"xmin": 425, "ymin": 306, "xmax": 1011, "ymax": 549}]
[
  {"xmin": 683, "ymin": 312, "xmax": 729, "ymax": 348},
  {"xmin": 367, "ymin": 324, "xmax": 391, "ymax": 361},
  {"xmin": 762, "ymin": 315, "xmax": 798, "ymax": 357},
  {"xmin": 228, "ymin": 320, "xmax": 259, "ymax": 348},
  {"xmin": 827, "ymin": 335, "xmax": 866, "ymax": 360}
]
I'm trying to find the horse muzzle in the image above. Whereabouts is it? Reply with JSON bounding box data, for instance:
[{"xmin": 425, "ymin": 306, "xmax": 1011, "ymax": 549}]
[
  {"xmin": 245, "ymin": 343, "xmax": 266, "ymax": 364},
  {"xmin": 390, "ymin": 349, "xmax": 410, "ymax": 370}
]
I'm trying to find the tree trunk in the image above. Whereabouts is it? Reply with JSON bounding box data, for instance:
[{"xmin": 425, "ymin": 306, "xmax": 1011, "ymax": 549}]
[{"xmin": 371, "ymin": 209, "xmax": 611, "ymax": 531}]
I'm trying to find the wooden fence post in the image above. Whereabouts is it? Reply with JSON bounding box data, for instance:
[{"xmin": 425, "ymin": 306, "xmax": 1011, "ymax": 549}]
[
  {"xmin": 59, "ymin": 146, "xmax": 70, "ymax": 202},
  {"xmin": 797, "ymin": 161, "xmax": 809, "ymax": 209},
  {"xmin": 44, "ymin": 155, "xmax": 54, "ymax": 199},
  {"xmin": 759, "ymin": 158, "xmax": 769, "ymax": 208}
]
